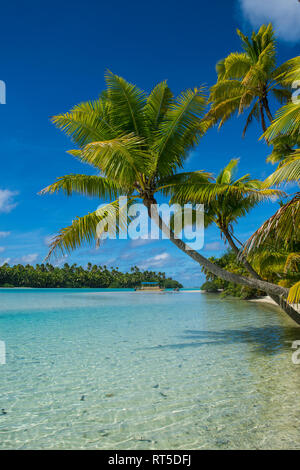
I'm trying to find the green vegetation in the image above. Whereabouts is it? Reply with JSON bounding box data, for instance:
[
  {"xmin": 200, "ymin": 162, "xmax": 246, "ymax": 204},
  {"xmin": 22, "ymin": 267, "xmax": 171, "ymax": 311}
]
[
  {"xmin": 207, "ymin": 24, "xmax": 292, "ymax": 135},
  {"xmin": 0, "ymin": 263, "xmax": 182, "ymax": 289},
  {"xmin": 200, "ymin": 249, "xmax": 299, "ymax": 300},
  {"xmin": 41, "ymin": 71, "xmax": 289, "ymax": 301},
  {"xmin": 39, "ymin": 24, "xmax": 299, "ymax": 322}
]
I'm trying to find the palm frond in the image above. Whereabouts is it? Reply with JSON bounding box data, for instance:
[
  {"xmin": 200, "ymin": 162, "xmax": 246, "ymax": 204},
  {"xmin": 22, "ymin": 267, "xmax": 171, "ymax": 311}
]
[
  {"xmin": 79, "ymin": 134, "xmax": 151, "ymax": 186},
  {"xmin": 264, "ymin": 153, "xmax": 300, "ymax": 187},
  {"xmin": 264, "ymin": 102, "xmax": 300, "ymax": 140},
  {"xmin": 271, "ymin": 88, "xmax": 291, "ymax": 105},
  {"xmin": 208, "ymin": 24, "xmax": 289, "ymax": 136},
  {"xmin": 46, "ymin": 197, "xmax": 137, "ymax": 259},
  {"xmin": 274, "ymin": 56, "xmax": 300, "ymax": 86},
  {"xmin": 156, "ymin": 170, "xmax": 213, "ymax": 194},
  {"xmin": 144, "ymin": 81, "xmax": 173, "ymax": 134},
  {"xmin": 207, "ymin": 80, "xmax": 246, "ymax": 128},
  {"xmin": 266, "ymin": 135, "xmax": 299, "ymax": 164},
  {"xmin": 168, "ymin": 181, "xmax": 282, "ymax": 205},
  {"xmin": 284, "ymin": 253, "xmax": 300, "ymax": 274},
  {"xmin": 216, "ymin": 158, "xmax": 239, "ymax": 184},
  {"xmin": 40, "ymin": 174, "xmax": 123, "ymax": 199},
  {"xmin": 222, "ymin": 52, "xmax": 251, "ymax": 79},
  {"xmin": 251, "ymin": 250, "xmax": 287, "ymax": 276},
  {"xmin": 243, "ymin": 194, "xmax": 300, "ymax": 254},
  {"xmin": 52, "ymin": 99, "xmax": 118, "ymax": 148},
  {"xmin": 287, "ymin": 281, "xmax": 300, "ymax": 305},
  {"xmin": 105, "ymin": 71, "xmax": 146, "ymax": 136},
  {"xmin": 154, "ymin": 87, "xmax": 207, "ymax": 176}
]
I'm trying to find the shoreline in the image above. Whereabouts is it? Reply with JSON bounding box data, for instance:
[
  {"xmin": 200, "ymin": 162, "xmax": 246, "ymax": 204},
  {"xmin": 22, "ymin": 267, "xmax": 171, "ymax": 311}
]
[
  {"xmin": 0, "ymin": 287, "xmax": 203, "ymax": 292},
  {"xmin": 248, "ymin": 295, "xmax": 278, "ymax": 306},
  {"xmin": 249, "ymin": 295, "xmax": 300, "ymax": 313}
]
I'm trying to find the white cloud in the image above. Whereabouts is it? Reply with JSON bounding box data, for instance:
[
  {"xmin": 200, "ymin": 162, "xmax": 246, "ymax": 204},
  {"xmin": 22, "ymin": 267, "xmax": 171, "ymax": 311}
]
[
  {"xmin": 0, "ymin": 258, "xmax": 10, "ymax": 266},
  {"xmin": 239, "ymin": 0, "xmax": 300, "ymax": 42},
  {"xmin": 0, "ymin": 189, "xmax": 18, "ymax": 213},
  {"xmin": 152, "ymin": 253, "xmax": 169, "ymax": 262},
  {"xmin": 0, "ymin": 231, "xmax": 10, "ymax": 238},
  {"xmin": 140, "ymin": 252, "xmax": 171, "ymax": 269},
  {"xmin": 19, "ymin": 253, "xmax": 38, "ymax": 264},
  {"xmin": 0, "ymin": 247, "xmax": 5, "ymax": 253}
]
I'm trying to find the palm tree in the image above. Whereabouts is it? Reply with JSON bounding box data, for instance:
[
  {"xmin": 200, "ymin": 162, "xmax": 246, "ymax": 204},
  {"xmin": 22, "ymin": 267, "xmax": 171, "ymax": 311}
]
[
  {"xmin": 40, "ymin": 72, "xmax": 294, "ymax": 314},
  {"xmin": 243, "ymin": 153, "xmax": 300, "ymax": 307},
  {"xmin": 169, "ymin": 158, "xmax": 300, "ymax": 318},
  {"xmin": 262, "ymin": 56, "xmax": 300, "ymax": 163},
  {"xmin": 207, "ymin": 24, "xmax": 292, "ymax": 136},
  {"xmin": 252, "ymin": 59, "xmax": 300, "ymax": 293},
  {"xmin": 171, "ymin": 158, "xmax": 282, "ymax": 278},
  {"xmin": 264, "ymin": 56, "xmax": 300, "ymax": 141}
]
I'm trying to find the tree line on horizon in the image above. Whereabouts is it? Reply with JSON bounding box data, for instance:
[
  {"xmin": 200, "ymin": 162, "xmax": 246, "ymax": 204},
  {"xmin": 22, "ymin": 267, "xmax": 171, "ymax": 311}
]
[
  {"xmin": 0, "ymin": 263, "xmax": 182, "ymax": 289},
  {"xmin": 38, "ymin": 24, "xmax": 299, "ymax": 321}
]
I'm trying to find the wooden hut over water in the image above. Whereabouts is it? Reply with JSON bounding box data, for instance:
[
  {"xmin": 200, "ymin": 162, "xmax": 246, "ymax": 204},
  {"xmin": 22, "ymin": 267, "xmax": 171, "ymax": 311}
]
[{"xmin": 135, "ymin": 281, "xmax": 165, "ymax": 292}]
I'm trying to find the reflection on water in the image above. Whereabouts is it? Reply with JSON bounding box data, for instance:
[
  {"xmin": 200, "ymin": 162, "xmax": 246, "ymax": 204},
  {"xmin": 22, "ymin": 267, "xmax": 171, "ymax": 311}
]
[
  {"xmin": 151, "ymin": 325, "xmax": 300, "ymax": 356},
  {"xmin": 0, "ymin": 289, "xmax": 300, "ymax": 449}
]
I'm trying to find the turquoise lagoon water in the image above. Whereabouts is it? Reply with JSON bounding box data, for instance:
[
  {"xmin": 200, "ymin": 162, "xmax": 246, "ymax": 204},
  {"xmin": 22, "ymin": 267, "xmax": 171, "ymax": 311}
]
[{"xmin": 0, "ymin": 288, "xmax": 300, "ymax": 449}]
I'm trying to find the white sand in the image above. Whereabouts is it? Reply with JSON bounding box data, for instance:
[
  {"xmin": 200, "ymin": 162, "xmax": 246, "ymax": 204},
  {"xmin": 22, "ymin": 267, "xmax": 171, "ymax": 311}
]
[{"xmin": 249, "ymin": 296, "xmax": 300, "ymax": 313}]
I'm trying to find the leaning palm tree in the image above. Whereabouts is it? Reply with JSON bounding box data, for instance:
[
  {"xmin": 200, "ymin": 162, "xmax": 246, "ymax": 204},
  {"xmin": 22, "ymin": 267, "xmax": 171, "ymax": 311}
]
[
  {"xmin": 169, "ymin": 158, "xmax": 300, "ymax": 318},
  {"xmin": 256, "ymin": 55, "xmax": 300, "ymax": 265},
  {"xmin": 41, "ymin": 72, "xmax": 294, "ymax": 315},
  {"xmin": 207, "ymin": 24, "xmax": 293, "ymax": 136},
  {"xmin": 171, "ymin": 158, "xmax": 282, "ymax": 278}
]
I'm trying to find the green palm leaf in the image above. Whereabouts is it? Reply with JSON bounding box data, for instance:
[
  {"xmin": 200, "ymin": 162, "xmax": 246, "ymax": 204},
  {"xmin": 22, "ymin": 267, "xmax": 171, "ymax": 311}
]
[
  {"xmin": 52, "ymin": 99, "xmax": 118, "ymax": 148},
  {"xmin": 222, "ymin": 52, "xmax": 251, "ymax": 79},
  {"xmin": 46, "ymin": 198, "xmax": 137, "ymax": 259},
  {"xmin": 105, "ymin": 70, "xmax": 146, "ymax": 136},
  {"xmin": 40, "ymin": 174, "xmax": 123, "ymax": 199},
  {"xmin": 264, "ymin": 102, "xmax": 300, "ymax": 140},
  {"xmin": 144, "ymin": 81, "xmax": 173, "ymax": 134},
  {"xmin": 80, "ymin": 134, "xmax": 151, "ymax": 186},
  {"xmin": 264, "ymin": 153, "xmax": 300, "ymax": 187},
  {"xmin": 154, "ymin": 87, "xmax": 207, "ymax": 176},
  {"xmin": 208, "ymin": 24, "xmax": 291, "ymax": 136},
  {"xmin": 243, "ymin": 194, "xmax": 300, "ymax": 254},
  {"xmin": 287, "ymin": 281, "xmax": 300, "ymax": 305}
]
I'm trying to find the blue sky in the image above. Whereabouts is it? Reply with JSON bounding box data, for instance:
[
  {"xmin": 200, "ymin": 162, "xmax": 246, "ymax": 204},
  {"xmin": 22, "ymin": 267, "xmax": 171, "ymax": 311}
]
[{"xmin": 0, "ymin": 0, "xmax": 299, "ymax": 286}]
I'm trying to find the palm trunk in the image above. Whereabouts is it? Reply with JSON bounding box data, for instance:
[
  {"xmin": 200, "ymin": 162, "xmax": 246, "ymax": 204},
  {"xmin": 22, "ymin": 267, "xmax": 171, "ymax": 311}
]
[
  {"xmin": 262, "ymin": 96, "xmax": 273, "ymax": 123},
  {"xmin": 222, "ymin": 227, "xmax": 261, "ymax": 279},
  {"xmin": 259, "ymin": 100, "xmax": 267, "ymax": 133},
  {"xmin": 222, "ymin": 227, "xmax": 300, "ymax": 323},
  {"xmin": 144, "ymin": 199, "xmax": 300, "ymax": 325}
]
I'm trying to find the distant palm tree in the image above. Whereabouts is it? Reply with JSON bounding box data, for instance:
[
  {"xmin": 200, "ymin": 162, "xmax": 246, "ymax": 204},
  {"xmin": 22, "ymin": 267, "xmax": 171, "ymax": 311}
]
[
  {"xmin": 41, "ymin": 72, "xmax": 292, "ymax": 308},
  {"xmin": 207, "ymin": 24, "xmax": 292, "ymax": 135}
]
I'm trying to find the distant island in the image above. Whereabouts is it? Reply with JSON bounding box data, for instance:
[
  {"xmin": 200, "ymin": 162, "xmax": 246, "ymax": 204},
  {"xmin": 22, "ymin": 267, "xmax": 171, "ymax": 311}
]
[{"xmin": 0, "ymin": 263, "xmax": 183, "ymax": 289}]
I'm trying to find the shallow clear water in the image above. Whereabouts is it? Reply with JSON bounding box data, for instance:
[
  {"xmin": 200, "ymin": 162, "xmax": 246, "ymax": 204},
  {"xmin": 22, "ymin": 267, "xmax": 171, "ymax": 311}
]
[{"xmin": 0, "ymin": 288, "xmax": 300, "ymax": 449}]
